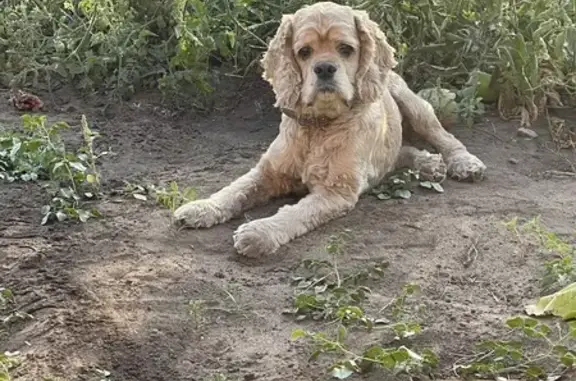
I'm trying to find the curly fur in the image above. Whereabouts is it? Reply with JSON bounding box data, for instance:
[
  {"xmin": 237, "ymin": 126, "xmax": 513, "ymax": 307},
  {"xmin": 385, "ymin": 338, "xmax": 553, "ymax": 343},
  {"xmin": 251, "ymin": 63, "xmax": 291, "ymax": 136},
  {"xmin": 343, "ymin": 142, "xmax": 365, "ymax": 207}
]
[
  {"xmin": 354, "ymin": 10, "xmax": 397, "ymax": 103},
  {"xmin": 174, "ymin": 1, "xmax": 487, "ymax": 259},
  {"xmin": 260, "ymin": 15, "xmax": 301, "ymax": 110}
]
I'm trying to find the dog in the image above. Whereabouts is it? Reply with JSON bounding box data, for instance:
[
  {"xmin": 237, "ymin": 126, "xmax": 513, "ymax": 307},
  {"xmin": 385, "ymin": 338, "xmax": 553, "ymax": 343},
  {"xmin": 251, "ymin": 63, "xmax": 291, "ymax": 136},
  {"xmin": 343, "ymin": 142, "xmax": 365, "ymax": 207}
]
[{"xmin": 174, "ymin": 2, "xmax": 486, "ymax": 257}]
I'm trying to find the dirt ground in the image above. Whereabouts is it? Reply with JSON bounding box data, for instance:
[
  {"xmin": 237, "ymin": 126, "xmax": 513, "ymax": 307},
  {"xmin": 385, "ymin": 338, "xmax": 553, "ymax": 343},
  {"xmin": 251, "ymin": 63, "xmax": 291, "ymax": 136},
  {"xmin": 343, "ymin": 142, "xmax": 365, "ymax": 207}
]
[{"xmin": 1, "ymin": 78, "xmax": 576, "ymax": 381}]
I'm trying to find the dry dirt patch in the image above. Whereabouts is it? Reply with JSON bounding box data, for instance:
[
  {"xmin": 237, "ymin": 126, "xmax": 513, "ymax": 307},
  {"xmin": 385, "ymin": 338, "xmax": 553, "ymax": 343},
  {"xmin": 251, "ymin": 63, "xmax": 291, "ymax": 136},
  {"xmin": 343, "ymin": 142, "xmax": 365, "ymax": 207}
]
[{"xmin": 1, "ymin": 82, "xmax": 575, "ymax": 381}]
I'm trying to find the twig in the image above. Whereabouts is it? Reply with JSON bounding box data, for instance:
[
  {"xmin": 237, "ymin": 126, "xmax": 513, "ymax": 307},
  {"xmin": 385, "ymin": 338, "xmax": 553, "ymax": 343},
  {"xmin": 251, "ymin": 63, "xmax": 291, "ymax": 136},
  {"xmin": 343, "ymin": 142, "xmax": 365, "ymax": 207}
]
[
  {"xmin": 543, "ymin": 170, "xmax": 576, "ymax": 178},
  {"xmin": 463, "ymin": 237, "xmax": 480, "ymax": 268}
]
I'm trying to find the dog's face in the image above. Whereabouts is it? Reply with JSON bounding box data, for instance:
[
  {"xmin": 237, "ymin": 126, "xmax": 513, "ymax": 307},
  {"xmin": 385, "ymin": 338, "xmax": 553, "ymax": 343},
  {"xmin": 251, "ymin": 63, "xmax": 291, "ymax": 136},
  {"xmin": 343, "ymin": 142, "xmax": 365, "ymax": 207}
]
[
  {"xmin": 292, "ymin": 6, "xmax": 360, "ymax": 116},
  {"xmin": 261, "ymin": 2, "xmax": 397, "ymax": 120}
]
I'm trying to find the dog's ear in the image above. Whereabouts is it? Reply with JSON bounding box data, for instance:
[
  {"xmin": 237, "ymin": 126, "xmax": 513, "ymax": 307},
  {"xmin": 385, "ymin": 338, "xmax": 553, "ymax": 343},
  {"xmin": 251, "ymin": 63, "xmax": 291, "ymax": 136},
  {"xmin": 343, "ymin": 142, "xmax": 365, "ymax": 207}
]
[
  {"xmin": 354, "ymin": 10, "xmax": 397, "ymax": 103},
  {"xmin": 260, "ymin": 15, "xmax": 301, "ymax": 110}
]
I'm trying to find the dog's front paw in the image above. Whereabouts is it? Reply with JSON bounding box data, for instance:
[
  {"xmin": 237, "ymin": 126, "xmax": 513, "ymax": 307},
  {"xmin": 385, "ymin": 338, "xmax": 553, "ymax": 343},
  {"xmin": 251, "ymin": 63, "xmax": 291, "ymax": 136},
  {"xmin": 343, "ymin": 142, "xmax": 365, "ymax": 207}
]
[
  {"xmin": 173, "ymin": 199, "xmax": 226, "ymax": 228},
  {"xmin": 233, "ymin": 220, "xmax": 280, "ymax": 258},
  {"xmin": 415, "ymin": 153, "xmax": 447, "ymax": 183},
  {"xmin": 446, "ymin": 151, "xmax": 486, "ymax": 182}
]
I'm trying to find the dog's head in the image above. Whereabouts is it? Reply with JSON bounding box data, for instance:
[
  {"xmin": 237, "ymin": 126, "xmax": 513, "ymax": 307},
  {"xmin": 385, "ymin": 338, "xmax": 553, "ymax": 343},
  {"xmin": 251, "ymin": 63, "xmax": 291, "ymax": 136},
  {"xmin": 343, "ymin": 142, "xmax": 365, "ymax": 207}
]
[{"xmin": 261, "ymin": 1, "xmax": 397, "ymax": 121}]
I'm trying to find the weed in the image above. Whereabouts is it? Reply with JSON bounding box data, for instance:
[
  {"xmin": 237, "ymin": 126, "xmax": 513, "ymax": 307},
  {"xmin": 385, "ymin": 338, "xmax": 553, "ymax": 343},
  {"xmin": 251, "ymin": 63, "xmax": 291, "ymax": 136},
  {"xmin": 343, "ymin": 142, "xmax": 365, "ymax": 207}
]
[
  {"xmin": 0, "ymin": 288, "xmax": 14, "ymax": 309},
  {"xmin": 371, "ymin": 169, "xmax": 443, "ymax": 201},
  {"xmin": 289, "ymin": 233, "xmax": 437, "ymax": 379},
  {"xmin": 459, "ymin": 218, "xmax": 576, "ymax": 379},
  {"xmin": 152, "ymin": 181, "xmax": 197, "ymax": 213},
  {"xmin": 188, "ymin": 299, "xmax": 208, "ymax": 331},
  {"xmin": 187, "ymin": 283, "xmax": 263, "ymax": 331},
  {"xmin": 504, "ymin": 216, "xmax": 575, "ymax": 294},
  {"xmin": 0, "ymin": 351, "xmax": 20, "ymax": 381},
  {"xmin": 0, "ymin": 287, "xmax": 20, "ymax": 381},
  {"xmin": 120, "ymin": 181, "xmax": 151, "ymax": 201},
  {"xmin": 119, "ymin": 180, "xmax": 196, "ymax": 212},
  {"xmin": 455, "ymin": 316, "xmax": 576, "ymax": 379},
  {"xmin": 0, "ymin": 114, "xmax": 106, "ymax": 224}
]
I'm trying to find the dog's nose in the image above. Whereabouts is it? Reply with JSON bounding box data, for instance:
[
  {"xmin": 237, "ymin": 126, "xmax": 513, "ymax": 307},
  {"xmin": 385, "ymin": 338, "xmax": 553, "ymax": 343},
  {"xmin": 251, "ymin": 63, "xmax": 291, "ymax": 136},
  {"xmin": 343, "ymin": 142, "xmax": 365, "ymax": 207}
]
[{"xmin": 313, "ymin": 62, "xmax": 337, "ymax": 80}]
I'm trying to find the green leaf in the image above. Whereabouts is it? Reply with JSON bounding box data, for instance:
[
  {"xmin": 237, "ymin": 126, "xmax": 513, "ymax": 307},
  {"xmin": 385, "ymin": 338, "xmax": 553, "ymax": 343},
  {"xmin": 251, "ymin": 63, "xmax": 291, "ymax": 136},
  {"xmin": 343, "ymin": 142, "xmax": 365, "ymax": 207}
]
[
  {"xmin": 376, "ymin": 192, "xmax": 391, "ymax": 200},
  {"xmin": 560, "ymin": 352, "xmax": 576, "ymax": 367},
  {"xmin": 77, "ymin": 209, "xmax": 92, "ymax": 223},
  {"xmin": 394, "ymin": 189, "xmax": 412, "ymax": 199},
  {"xmin": 431, "ymin": 182, "xmax": 444, "ymax": 193},
  {"xmin": 290, "ymin": 329, "xmax": 307, "ymax": 340},
  {"xmin": 69, "ymin": 161, "xmax": 87, "ymax": 172},
  {"xmin": 525, "ymin": 282, "xmax": 576, "ymax": 320},
  {"xmin": 86, "ymin": 174, "xmax": 96, "ymax": 183},
  {"xmin": 41, "ymin": 213, "xmax": 51, "ymax": 225},
  {"xmin": 568, "ymin": 321, "xmax": 576, "ymax": 336},
  {"xmin": 506, "ymin": 316, "xmax": 524, "ymax": 328},
  {"xmin": 331, "ymin": 365, "xmax": 354, "ymax": 379},
  {"xmin": 56, "ymin": 211, "xmax": 68, "ymax": 222},
  {"xmin": 525, "ymin": 366, "xmax": 544, "ymax": 378},
  {"xmin": 419, "ymin": 181, "xmax": 432, "ymax": 189},
  {"xmin": 337, "ymin": 326, "xmax": 347, "ymax": 343}
]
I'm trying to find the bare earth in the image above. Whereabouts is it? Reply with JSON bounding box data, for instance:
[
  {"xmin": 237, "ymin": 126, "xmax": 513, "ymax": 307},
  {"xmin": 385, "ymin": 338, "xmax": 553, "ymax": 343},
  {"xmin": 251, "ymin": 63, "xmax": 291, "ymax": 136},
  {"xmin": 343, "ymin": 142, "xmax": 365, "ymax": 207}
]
[{"xmin": 1, "ymin": 78, "xmax": 575, "ymax": 381}]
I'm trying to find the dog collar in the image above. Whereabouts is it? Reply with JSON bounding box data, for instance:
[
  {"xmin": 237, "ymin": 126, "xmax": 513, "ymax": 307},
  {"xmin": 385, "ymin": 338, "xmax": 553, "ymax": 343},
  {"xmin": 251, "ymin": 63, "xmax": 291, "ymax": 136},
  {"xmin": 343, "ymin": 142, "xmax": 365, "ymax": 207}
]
[{"xmin": 280, "ymin": 108, "xmax": 334, "ymax": 128}]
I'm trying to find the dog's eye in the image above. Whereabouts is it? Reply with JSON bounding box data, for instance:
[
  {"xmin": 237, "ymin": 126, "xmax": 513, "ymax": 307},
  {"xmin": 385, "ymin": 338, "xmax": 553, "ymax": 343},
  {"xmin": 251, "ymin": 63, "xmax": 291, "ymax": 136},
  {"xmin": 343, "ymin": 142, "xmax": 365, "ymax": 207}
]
[
  {"xmin": 298, "ymin": 46, "xmax": 312, "ymax": 60},
  {"xmin": 338, "ymin": 44, "xmax": 354, "ymax": 57}
]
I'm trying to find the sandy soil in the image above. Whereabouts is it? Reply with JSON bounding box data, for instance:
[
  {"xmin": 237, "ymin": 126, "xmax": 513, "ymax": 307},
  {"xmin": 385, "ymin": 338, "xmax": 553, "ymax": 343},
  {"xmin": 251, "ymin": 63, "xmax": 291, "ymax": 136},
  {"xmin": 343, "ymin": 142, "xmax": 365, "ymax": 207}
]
[{"xmin": 1, "ymin": 78, "xmax": 575, "ymax": 381}]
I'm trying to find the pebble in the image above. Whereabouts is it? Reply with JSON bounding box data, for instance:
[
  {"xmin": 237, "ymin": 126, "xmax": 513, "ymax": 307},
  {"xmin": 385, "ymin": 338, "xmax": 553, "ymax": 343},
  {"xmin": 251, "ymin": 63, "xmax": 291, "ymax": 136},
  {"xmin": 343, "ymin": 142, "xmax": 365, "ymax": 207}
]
[
  {"xmin": 508, "ymin": 158, "xmax": 519, "ymax": 164},
  {"xmin": 517, "ymin": 127, "xmax": 538, "ymax": 139}
]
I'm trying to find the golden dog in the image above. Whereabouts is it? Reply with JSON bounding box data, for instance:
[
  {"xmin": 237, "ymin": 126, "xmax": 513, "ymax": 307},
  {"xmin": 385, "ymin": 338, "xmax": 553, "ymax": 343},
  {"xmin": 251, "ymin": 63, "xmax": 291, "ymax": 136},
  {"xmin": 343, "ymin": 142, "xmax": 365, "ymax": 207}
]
[{"xmin": 174, "ymin": 2, "xmax": 486, "ymax": 257}]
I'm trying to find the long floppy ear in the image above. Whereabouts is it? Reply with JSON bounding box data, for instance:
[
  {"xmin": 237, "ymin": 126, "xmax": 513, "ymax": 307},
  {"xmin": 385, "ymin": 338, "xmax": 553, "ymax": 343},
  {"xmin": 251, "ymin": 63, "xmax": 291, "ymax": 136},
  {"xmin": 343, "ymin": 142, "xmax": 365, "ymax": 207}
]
[
  {"xmin": 354, "ymin": 10, "xmax": 397, "ymax": 104},
  {"xmin": 260, "ymin": 15, "xmax": 301, "ymax": 110}
]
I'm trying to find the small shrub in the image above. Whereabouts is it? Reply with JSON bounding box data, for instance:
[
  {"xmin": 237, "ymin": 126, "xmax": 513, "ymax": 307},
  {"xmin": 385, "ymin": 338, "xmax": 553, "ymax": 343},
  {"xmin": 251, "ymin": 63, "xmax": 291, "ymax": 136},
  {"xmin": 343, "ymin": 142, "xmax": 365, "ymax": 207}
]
[
  {"xmin": 1, "ymin": 0, "xmax": 576, "ymax": 128},
  {"xmin": 289, "ymin": 232, "xmax": 438, "ymax": 379},
  {"xmin": 0, "ymin": 114, "xmax": 106, "ymax": 224},
  {"xmin": 456, "ymin": 316, "xmax": 576, "ymax": 379}
]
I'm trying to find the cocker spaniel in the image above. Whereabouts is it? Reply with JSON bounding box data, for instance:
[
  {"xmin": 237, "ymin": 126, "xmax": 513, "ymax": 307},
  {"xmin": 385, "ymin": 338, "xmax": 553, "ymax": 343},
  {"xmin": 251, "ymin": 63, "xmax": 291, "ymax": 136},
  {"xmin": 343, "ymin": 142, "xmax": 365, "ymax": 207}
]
[{"xmin": 174, "ymin": 1, "xmax": 486, "ymax": 257}]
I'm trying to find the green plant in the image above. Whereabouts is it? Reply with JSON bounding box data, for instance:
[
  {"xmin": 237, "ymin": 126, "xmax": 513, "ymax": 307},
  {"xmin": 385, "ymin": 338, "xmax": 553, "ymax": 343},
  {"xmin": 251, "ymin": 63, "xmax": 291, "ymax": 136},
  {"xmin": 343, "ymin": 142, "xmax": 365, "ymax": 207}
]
[
  {"xmin": 371, "ymin": 169, "xmax": 443, "ymax": 201},
  {"xmin": 0, "ymin": 288, "xmax": 14, "ymax": 309},
  {"xmin": 460, "ymin": 218, "xmax": 576, "ymax": 379},
  {"xmin": 417, "ymin": 87, "xmax": 460, "ymax": 127},
  {"xmin": 0, "ymin": 351, "xmax": 20, "ymax": 381},
  {"xmin": 289, "ymin": 233, "xmax": 437, "ymax": 379},
  {"xmin": 0, "ymin": 114, "xmax": 106, "ymax": 224},
  {"xmin": 0, "ymin": 287, "xmax": 20, "ymax": 381},
  {"xmin": 188, "ymin": 299, "xmax": 208, "ymax": 330},
  {"xmin": 504, "ymin": 216, "xmax": 575, "ymax": 294},
  {"xmin": 455, "ymin": 316, "xmax": 576, "ymax": 380},
  {"xmin": 286, "ymin": 231, "xmax": 385, "ymax": 322},
  {"xmin": 2, "ymin": 0, "xmax": 576, "ymax": 130},
  {"xmin": 152, "ymin": 181, "xmax": 197, "ymax": 212}
]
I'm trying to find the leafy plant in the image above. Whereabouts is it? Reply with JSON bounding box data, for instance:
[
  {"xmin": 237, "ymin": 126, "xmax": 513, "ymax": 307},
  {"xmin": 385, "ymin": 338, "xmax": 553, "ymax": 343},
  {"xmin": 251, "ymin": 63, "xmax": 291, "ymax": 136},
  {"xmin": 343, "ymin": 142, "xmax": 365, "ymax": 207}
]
[
  {"xmin": 525, "ymin": 282, "xmax": 576, "ymax": 320},
  {"xmin": 504, "ymin": 216, "xmax": 575, "ymax": 294},
  {"xmin": 292, "ymin": 328, "xmax": 437, "ymax": 380},
  {"xmin": 152, "ymin": 181, "xmax": 197, "ymax": 212},
  {"xmin": 0, "ymin": 351, "xmax": 20, "ymax": 381},
  {"xmin": 371, "ymin": 169, "xmax": 443, "ymax": 201},
  {"xmin": 0, "ymin": 287, "xmax": 20, "ymax": 381},
  {"xmin": 455, "ymin": 316, "xmax": 576, "ymax": 380},
  {"xmin": 289, "ymin": 233, "xmax": 437, "ymax": 379},
  {"xmin": 0, "ymin": 114, "xmax": 106, "ymax": 224},
  {"xmin": 2, "ymin": 0, "xmax": 576, "ymax": 130},
  {"xmin": 0, "ymin": 288, "xmax": 14, "ymax": 309}
]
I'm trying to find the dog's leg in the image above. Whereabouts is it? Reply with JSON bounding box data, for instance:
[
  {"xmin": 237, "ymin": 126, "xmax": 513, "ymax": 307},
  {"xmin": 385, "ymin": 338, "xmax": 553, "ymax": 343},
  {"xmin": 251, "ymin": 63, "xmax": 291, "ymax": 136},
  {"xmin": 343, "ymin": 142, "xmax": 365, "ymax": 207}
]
[
  {"xmin": 396, "ymin": 145, "xmax": 447, "ymax": 183},
  {"xmin": 388, "ymin": 72, "xmax": 486, "ymax": 182},
  {"xmin": 174, "ymin": 164, "xmax": 295, "ymax": 228},
  {"xmin": 233, "ymin": 190, "xmax": 356, "ymax": 258}
]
